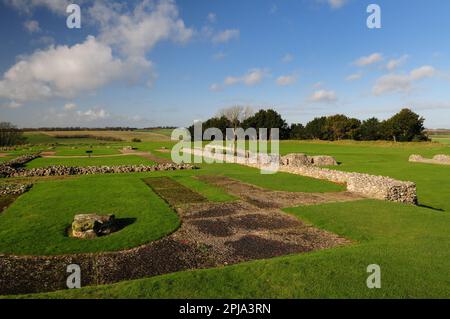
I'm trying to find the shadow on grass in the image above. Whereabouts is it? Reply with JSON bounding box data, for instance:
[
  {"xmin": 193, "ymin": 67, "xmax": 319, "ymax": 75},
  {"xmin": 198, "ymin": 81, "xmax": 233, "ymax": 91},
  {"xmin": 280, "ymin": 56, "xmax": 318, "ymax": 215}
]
[{"xmin": 418, "ymin": 203, "xmax": 445, "ymax": 212}]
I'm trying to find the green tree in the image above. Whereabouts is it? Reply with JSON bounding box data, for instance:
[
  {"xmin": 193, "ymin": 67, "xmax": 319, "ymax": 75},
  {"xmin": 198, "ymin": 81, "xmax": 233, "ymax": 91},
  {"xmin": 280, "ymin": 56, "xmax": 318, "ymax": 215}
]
[
  {"xmin": 289, "ymin": 123, "xmax": 306, "ymax": 140},
  {"xmin": 383, "ymin": 108, "xmax": 427, "ymax": 142},
  {"xmin": 242, "ymin": 109, "xmax": 290, "ymax": 139},
  {"xmin": 359, "ymin": 117, "xmax": 382, "ymax": 141},
  {"xmin": 304, "ymin": 116, "xmax": 327, "ymax": 139}
]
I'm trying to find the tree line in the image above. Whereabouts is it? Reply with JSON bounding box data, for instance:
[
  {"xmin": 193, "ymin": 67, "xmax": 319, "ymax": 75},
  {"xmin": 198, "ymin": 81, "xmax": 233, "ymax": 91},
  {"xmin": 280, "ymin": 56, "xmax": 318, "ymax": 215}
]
[{"xmin": 189, "ymin": 107, "xmax": 428, "ymax": 142}]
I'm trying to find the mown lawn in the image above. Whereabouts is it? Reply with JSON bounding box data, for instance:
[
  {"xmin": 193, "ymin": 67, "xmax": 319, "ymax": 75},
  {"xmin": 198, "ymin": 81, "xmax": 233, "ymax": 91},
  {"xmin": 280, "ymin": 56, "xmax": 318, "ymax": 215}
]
[
  {"xmin": 20, "ymin": 199, "xmax": 450, "ymax": 299},
  {"xmin": 25, "ymin": 155, "xmax": 155, "ymax": 168},
  {"xmin": 54, "ymin": 147, "xmax": 121, "ymax": 156},
  {"xmin": 2, "ymin": 139, "xmax": 450, "ymax": 298},
  {"xmin": 0, "ymin": 174, "xmax": 180, "ymax": 255}
]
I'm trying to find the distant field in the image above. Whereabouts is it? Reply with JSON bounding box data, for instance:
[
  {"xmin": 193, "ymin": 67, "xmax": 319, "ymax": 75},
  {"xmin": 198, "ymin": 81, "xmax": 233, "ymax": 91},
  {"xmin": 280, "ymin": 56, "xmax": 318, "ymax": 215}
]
[
  {"xmin": 429, "ymin": 135, "xmax": 450, "ymax": 145},
  {"xmin": 54, "ymin": 147, "xmax": 121, "ymax": 156},
  {"xmin": 31, "ymin": 130, "xmax": 171, "ymax": 143},
  {"xmin": 136, "ymin": 128, "xmax": 173, "ymax": 137}
]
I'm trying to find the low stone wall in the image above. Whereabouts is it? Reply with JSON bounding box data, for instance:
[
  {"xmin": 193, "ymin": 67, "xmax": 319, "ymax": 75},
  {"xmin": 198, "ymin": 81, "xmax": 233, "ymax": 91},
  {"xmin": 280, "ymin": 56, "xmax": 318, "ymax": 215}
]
[
  {"xmin": 280, "ymin": 153, "xmax": 338, "ymax": 167},
  {"xmin": 0, "ymin": 183, "xmax": 32, "ymax": 196},
  {"xmin": 1, "ymin": 163, "xmax": 196, "ymax": 178},
  {"xmin": 185, "ymin": 148, "xmax": 417, "ymax": 204},
  {"xmin": 1, "ymin": 153, "xmax": 40, "ymax": 167},
  {"xmin": 409, "ymin": 154, "xmax": 450, "ymax": 166}
]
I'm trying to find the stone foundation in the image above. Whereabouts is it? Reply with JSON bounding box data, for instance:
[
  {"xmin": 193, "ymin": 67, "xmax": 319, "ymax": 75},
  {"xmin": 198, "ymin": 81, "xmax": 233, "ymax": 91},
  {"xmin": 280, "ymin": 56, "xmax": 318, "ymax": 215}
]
[
  {"xmin": 185, "ymin": 148, "xmax": 417, "ymax": 205},
  {"xmin": 1, "ymin": 163, "xmax": 197, "ymax": 178},
  {"xmin": 409, "ymin": 154, "xmax": 450, "ymax": 166}
]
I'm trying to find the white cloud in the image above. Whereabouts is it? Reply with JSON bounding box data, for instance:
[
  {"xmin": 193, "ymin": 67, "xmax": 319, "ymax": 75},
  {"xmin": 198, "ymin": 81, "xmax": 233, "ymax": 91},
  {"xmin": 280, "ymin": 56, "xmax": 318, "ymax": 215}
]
[
  {"xmin": 308, "ymin": 89, "xmax": 337, "ymax": 103},
  {"xmin": 3, "ymin": 0, "xmax": 76, "ymax": 15},
  {"xmin": 354, "ymin": 53, "xmax": 383, "ymax": 67},
  {"xmin": 0, "ymin": 36, "xmax": 126, "ymax": 102},
  {"xmin": 24, "ymin": 20, "xmax": 40, "ymax": 33},
  {"xmin": 91, "ymin": 0, "xmax": 194, "ymax": 58},
  {"xmin": 276, "ymin": 74, "xmax": 298, "ymax": 86},
  {"xmin": 328, "ymin": 0, "xmax": 348, "ymax": 9},
  {"xmin": 281, "ymin": 53, "xmax": 294, "ymax": 63},
  {"xmin": 386, "ymin": 55, "xmax": 409, "ymax": 71},
  {"xmin": 316, "ymin": 0, "xmax": 348, "ymax": 9},
  {"xmin": 63, "ymin": 103, "xmax": 77, "ymax": 110},
  {"xmin": 373, "ymin": 65, "xmax": 436, "ymax": 95},
  {"xmin": 211, "ymin": 29, "xmax": 240, "ymax": 44},
  {"xmin": 224, "ymin": 68, "xmax": 268, "ymax": 86},
  {"xmin": 207, "ymin": 12, "xmax": 216, "ymax": 23},
  {"xmin": 76, "ymin": 108, "xmax": 110, "ymax": 121},
  {"xmin": 346, "ymin": 73, "xmax": 362, "ymax": 81},
  {"xmin": 0, "ymin": 0, "xmax": 194, "ymax": 104}
]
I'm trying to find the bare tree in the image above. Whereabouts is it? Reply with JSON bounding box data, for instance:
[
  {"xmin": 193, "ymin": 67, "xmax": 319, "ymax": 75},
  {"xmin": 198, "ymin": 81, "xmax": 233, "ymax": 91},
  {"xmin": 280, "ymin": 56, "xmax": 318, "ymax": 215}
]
[
  {"xmin": 217, "ymin": 106, "xmax": 254, "ymax": 140},
  {"xmin": 0, "ymin": 122, "xmax": 25, "ymax": 146}
]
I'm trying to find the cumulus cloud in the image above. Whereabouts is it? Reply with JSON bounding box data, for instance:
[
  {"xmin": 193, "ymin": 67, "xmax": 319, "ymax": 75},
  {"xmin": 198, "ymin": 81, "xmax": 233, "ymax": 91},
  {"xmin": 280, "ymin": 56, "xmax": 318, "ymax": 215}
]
[
  {"xmin": 308, "ymin": 89, "xmax": 337, "ymax": 103},
  {"xmin": 386, "ymin": 55, "xmax": 409, "ymax": 71},
  {"xmin": 373, "ymin": 65, "xmax": 436, "ymax": 95},
  {"xmin": 224, "ymin": 68, "xmax": 268, "ymax": 86},
  {"xmin": 3, "ymin": 0, "xmax": 76, "ymax": 15},
  {"xmin": 276, "ymin": 74, "xmax": 298, "ymax": 86},
  {"xmin": 23, "ymin": 20, "xmax": 40, "ymax": 33},
  {"xmin": 354, "ymin": 53, "xmax": 383, "ymax": 67},
  {"xmin": 211, "ymin": 29, "xmax": 240, "ymax": 44},
  {"xmin": 76, "ymin": 108, "xmax": 110, "ymax": 121},
  {"xmin": 0, "ymin": 0, "xmax": 194, "ymax": 104},
  {"xmin": 91, "ymin": 0, "xmax": 194, "ymax": 58},
  {"xmin": 0, "ymin": 36, "xmax": 126, "ymax": 102},
  {"xmin": 316, "ymin": 0, "xmax": 349, "ymax": 9}
]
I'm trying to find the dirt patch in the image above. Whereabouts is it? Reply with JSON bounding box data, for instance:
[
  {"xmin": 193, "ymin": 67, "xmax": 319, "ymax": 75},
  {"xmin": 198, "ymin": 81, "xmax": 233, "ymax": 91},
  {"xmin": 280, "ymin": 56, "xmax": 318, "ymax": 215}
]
[
  {"xmin": 191, "ymin": 219, "xmax": 235, "ymax": 237},
  {"xmin": 40, "ymin": 151, "xmax": 56, "ymax": 156},
  {"xmin": 226, "ymin": 235, "xmax": 303, "ymax": 260},
  {"xmin": 0, "ymin": 153, "xmax": 10, "ymax": 158},
  {"xmin": 197, "ymin": 175, "xmax": 363, "ymax": 208},
  {"xmin": 228, "ymin": 213, "xmax": 301, "ymax": 231},
  {"xmin": 143, "ymin": 177, "xmax": 207, "ymax": 206},
  {"xmin": 0, "ymin": 194, "xmax": 19, "ymax": 213}
]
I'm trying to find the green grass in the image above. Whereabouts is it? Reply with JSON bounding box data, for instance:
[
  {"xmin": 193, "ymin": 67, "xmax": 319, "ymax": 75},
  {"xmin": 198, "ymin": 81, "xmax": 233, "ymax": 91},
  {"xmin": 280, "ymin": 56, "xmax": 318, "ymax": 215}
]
[
  {"xmin": 23, "ymin": 132, "xmax": 110, "ymax": 145},
  {"xmin": 3, "ymin": 139, "xmax": 450, "ymax": 298},
  {"xmin": 54, "ymin": 147, "xmax": 120, "ymax": 156},
  {"xmin": 0, "ymin": 174, "xmax": 180, "ymax": 255},
  {"xmin": 430, "ymin": 135, "xmax": 450, "ymax": 145},
  {"xmin": 21, "ymin": 199, "xmax": 450, "ymax": 299},
  {"xmin": 25, "ymin": 156, "xmax": 155, "ymax": 168},
  {"xmin": 172, "ymin": 176, "xmax": 236, "ymax": 202}
]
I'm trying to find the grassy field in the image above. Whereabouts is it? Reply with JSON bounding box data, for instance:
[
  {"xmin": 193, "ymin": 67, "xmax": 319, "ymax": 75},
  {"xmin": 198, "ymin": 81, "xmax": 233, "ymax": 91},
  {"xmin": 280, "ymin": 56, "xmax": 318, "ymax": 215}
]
[
  {"xmin": 25, "ymin": 155, "xmax": 155, "ymax": 168},
  {"xmin": 430, "ymin": 134, "xmax": 450, "ymax": 145},
  {"xmin": 1, "ymin": 136, "xmax": 449, "ymax": 298}
]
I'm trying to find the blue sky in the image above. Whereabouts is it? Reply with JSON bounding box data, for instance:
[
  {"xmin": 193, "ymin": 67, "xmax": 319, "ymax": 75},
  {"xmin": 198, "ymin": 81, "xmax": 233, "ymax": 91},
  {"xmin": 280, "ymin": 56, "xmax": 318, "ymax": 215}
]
[{"xmin": 0, "ymin": 0, "xmax": 449, "ymax": 128}]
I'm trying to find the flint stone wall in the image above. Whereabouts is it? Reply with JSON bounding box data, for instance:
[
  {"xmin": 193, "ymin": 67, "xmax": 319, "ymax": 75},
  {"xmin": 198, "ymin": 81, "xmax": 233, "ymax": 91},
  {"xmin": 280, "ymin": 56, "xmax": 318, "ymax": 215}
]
[
  {"xmin": 0, "ymin": 183, "xmax": 32, "ymax": 196},
  {"xmin": 1, "ymin": 163, "xmax": 196, "ymax": 178},
  {"xmin": 186, "ymin": 148, "xmax": 417, "ymax": 204},
  {"xmin": 409, "ymin": 154, "xmax": 450, "ymax": 166}
]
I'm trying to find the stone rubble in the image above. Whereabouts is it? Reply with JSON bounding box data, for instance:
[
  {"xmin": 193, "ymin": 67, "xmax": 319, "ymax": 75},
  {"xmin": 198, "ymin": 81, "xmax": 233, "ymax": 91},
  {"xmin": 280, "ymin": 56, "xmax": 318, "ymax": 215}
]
[
  {"xmin": 71, "ymin": 214, "xmax": 117, "ymax": 239},
  {"xmin": 1, "ymin": 163, "xmax": 197, "ymax": 178},
  {"xmin": 409, "ymin": 154, "xmax": 450, "ymax": 166},
  {"xmin": 186, "ymin": 148, "xmax": 418, "ymax": 205},
  {"xmin": 0, "ymin": 183, "xmax": 32, "ymax": 196}
]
